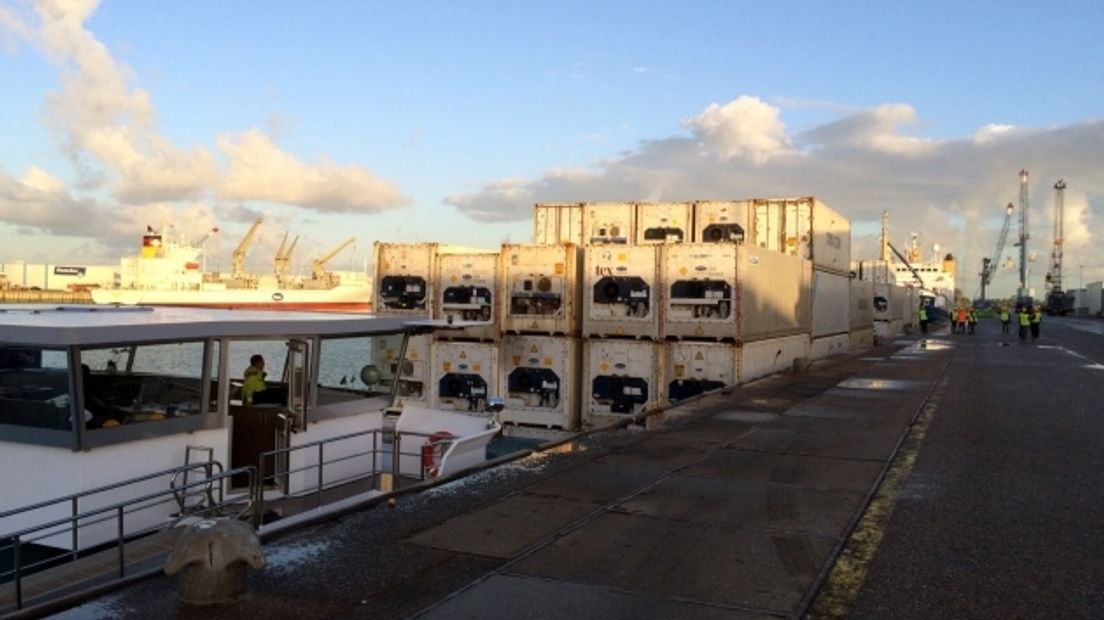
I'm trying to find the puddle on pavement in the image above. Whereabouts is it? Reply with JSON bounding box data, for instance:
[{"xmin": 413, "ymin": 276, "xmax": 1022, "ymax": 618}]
[
  {"xmin": 836, "ymin": 377, "xmax": 927, "ymax": 391},
  {"xmin": 712, "ymin": 410, "xmax": 780, "ymax": 423},
  {"xmin": 860, "ymin": 357, "xmax": 886, "ymax": 361}
]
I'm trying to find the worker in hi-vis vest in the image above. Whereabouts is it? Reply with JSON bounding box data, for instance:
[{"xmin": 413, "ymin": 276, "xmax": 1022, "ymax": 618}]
[
  {"xmin": 1030, "ymin": 306, "xmax": 1043, "ymax": 342},
  {"xmin": 1017, "ymin": 306, "xmax": 1031, "ymax": 343},
  {"xmin": 999, "ymin": 307, "xmax": 1011, "ymax": 334},
  {"xmin": 918, "ymin": 303, "xmax": 928, "ymax": 334}
]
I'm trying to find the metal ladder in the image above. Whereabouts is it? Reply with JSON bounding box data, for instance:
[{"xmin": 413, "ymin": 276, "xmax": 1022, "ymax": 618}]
[{"xmin": 172, "ymin": 445, "xmax": 216, "ymax": 514}]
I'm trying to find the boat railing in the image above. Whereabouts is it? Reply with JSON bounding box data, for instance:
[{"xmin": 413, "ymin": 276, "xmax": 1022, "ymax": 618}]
[{"xmin": 1, "ymin": 464, "xmax": 256, "ymax": 613}]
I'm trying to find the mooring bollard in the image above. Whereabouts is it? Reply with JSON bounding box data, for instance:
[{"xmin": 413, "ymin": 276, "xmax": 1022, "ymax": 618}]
[{"xmin": 164, "ymin": 519, "xmax": 266, "ymax": 605}]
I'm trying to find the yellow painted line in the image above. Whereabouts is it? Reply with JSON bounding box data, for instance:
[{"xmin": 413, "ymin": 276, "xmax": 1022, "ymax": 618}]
[{"xmin": 806, "ymin": 378, "xmax": 946, "ymax": 619}]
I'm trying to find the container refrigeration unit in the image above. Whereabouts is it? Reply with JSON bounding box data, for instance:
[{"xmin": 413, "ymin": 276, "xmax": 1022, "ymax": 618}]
[
  {"xmin": 374, "ymin": 242, "xmax": 437, "ymax": 315},
  {"xmin": 430, "ymin": 341, "xmax": 499, "ymax": 413},
  {"xmin": 584, "ymin": 202, "xmax": 635, "ymax": 245},
  {"xmin": 584, "ymin": 339, "xmax": 663, "ymax": 428},
  {"xmin": 583, "ymin": 244, "xmax": 659, "ymax": 340},
  {"xmin": 435, "ymin": 251, "xmax": 500, "ymax": 342},
  {"xmin": 501, "ymin": 243, "xmax": 582, "ymax": 336},
  {"xmin": 371, "ymin": 333, "xmax": 432, "ymax": 404},
  {"xmin": 664, "ymin": 341, "xmax": 736, "ymax": 404},
  {"xmin": 534, "ymin": 203, "xmax": 585, "ymax": 246},
  {"xmin": 635, "ymin": 201, "xmax": 693, "ymax": 245},
  {"xmin": 499, "ymin": 335, "xmax": 581, "ymax": 430},
  {"xmin": 693, "ymin": 200, "xmax": 752, "ymax": 244}
]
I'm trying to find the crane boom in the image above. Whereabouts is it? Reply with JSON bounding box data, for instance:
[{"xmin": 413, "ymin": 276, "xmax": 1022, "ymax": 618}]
[
  {"xmin": 978, "ymin": 202, "xmax": 1014, "ymax": 301},
  {"xmin": 233, "ymin": 218, "xmax": 264, "ymax": 278},
  {"xmin": 312, "ymin": 237, "xmax": 356, "ymax": 279}
]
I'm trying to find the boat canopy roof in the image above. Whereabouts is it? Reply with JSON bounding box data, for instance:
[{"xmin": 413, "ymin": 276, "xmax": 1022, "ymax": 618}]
[{"xmin": 0, "ymin": 305, "xmax": 426, "ymax": 347}]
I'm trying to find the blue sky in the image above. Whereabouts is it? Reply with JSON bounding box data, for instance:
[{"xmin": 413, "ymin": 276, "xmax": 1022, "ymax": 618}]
[{"xmin": 2, "ymin": 0, "xmax": 1103, "ymax": 296}]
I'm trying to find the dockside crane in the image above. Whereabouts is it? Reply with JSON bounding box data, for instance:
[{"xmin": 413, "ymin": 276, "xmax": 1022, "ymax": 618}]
[
  {"xmin": 977, "ymin": 203, "xmax": 1014, "ymax": 302},
  {"xmin": 312, "ymin": 238, "xmax": 356, "ymax": 281},
  {"xmin": 1013, "ymin": 169, "xmax": 1031, "ymax": 304},
  {"xmin": 1045, "ymin": 179, "xmax": 1074, "ymax": 314},
  {"xmin": 233, "ymin": 218, "xmax": 264, "ymax": 279},
  {"xmin": 274, "ymin": 232, "xmax": 300, "ymax": 283}
]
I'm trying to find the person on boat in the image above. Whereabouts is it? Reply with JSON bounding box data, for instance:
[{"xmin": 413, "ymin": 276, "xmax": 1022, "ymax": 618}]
[
  {"xmin": 82, "ymin": 364, "xmax": 121, "ymax": 428},
  {"xmin": 242, "ymin": 355, "xmax": 267, "ymax": 405}
]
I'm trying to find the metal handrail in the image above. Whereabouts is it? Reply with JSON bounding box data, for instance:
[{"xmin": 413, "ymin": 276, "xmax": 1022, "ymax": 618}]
[{"xmin": 1, "ymin": 466, "xmax": 255, "ymax": 612}]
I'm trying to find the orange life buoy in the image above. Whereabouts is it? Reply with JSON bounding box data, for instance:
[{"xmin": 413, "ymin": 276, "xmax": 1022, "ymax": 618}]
[{"xmin": 421, "ymin": 431, "xmax": 456, "ymax": 478}]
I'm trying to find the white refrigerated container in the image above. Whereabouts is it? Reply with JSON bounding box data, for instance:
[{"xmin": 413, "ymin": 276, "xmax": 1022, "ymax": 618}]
[
  {"xmin": 751, "ymin": 197, "xmax": 851, "ymax": 274},
  {"xmin": 583, "ymin": 202, "xmax": 635, "ymax": 245},
  {"xmin": 635, "ymin": 202, "xmax": 693, "ymax": 245},
  {"xmin": 663, "ymin": 341, "xmax": 736, "ymax": 405},
  {"xmin": 501, "ymin": 243, "xmax": 582, "ymax": 336},
  {"xmin": 739, "ymin": 334, "xmax": 810, "ymax": 382},
  {"xmin": 849, "ymin": 328, "xmax": 874, "ymax": 349},
  {"xmin": 374, "ymin": 242, "xmax": 437, "ymax": 315},
  {"xmin": 661, "ymin": 243, "xmax": 738, "ymax": 340},
  {"xmin": 1087, "ymin": 281, "xmax": 1103, "ymax": 315},
  {"xmin": 736, "ymin": 246, "xmax": 813, "ymax": 341},
  {"xmin": 810, "ymin": 334, "xmax": 849, "ymax": 360},
  {"xmin": 372, "ymin": 333, "xmax": 432, "ymax": 404},
  {"xmin": 435, "ymin": 251, "xmax": 500, "ymax": 342},
  {"xmin": 533, "ymin": 203, "xmax": 585, "ymax": 246},
  {"xmin": 429, "ymin": 341, "xmax": 499, "ymax": 412},
  {"xmin": 499, "ymin": 335, "xmax": 581, "ymax": 430},
  {"xmin": 692, "ymin": 200, "xmax": 752, "ymax": 244},
  {"xmin": 583, "ymin": 244, "xmax": 659, "ymax": 339},
  {"xmin": 811, "ymin": 269, "xmax": 852, "ymax": 337},
  {"xmin": 583, "ymin": 339, "xmax": 663, "ymax": 427},
  {"xmin": 850, "ymin": 278, "xmax": 874, "ymax": 330}
]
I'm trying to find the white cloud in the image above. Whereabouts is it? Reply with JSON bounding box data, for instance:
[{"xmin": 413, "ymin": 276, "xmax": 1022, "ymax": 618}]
[
  {"xmin": 971, "ymin": 123, "xmax": 1016, "ymax": 144},
  {"xmin": 685, "ymin": 96, "xmax": 794, "ymax": 164},
  {"xmin": 800, "ymin": 103, "xmax": 936, "ymax": 155}
]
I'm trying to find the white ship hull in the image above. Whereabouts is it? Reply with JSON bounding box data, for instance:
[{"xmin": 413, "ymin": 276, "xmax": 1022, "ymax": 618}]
[{"xmin": 92, "ymin": 285, "xmax": 373, "ymax": 312}]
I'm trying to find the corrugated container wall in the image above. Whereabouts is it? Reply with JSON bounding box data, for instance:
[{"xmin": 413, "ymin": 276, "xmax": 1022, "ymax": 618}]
[
  {"xmin": 499, "ymin": 335, "xmax": 581, "ymax": 430},
  {"xmin": 850, "ymin": 279, "xmax": 874, "ymax": 330},
  {"xmin": 583, "ymin": 339, "xmax": 663, "ymax": 427},
  {"xmin": 810, "ymin": 334, "xmax": 849, "ymax": 360},
  {"xmin": 1087, "ymin": 281, "xmax": 1103, "ymax": 315},
  {"xmin": 752, "ymin": 200, "xmax": 785, "ymax": 254},
  {"xmin": 435, "ymin": 252, "xmax": 499, "ymax": 342},
  {"xmin": 584, "ymin": 202, "xmax": 634, "ymax": 245},
  {"xmin": 583, "ymin": 245, "xmax": 659, "ymax": 339},
  {"xmin": 661, "ymin": 243, "xmax": 738, "ymax": 341},
  {"xmin": 811, "ymin": 270, "xmax": 851, "ymax": 337},
  {"xmin": 534, "ymin": 203, "xmax": 585, "ymax": 246},
  {"xmin": 736, "ymin": 246, "xmax": 812, "ymax": 342},
  {"xmin": 500, "ymin": 244, "xmax": 582, "ymax": 336},
  {"xmin": 739, "ymin": 335, "xmax": 809, "ymax": 382},
  {"xmin": 635, "ymin": 202, "xmax": 693, "ymax": 245},
  {"xmin": 849, "ymin": 328, "xmax": 874, "ymax": 349},
  {"xmin": 372, "ymin": 333, "xmax": 432, "ymax": 405},
  {"xmin": 855, "ymin": 259, "xmax": 891, "ymax": 284},
  {"xmin": 692, "ymin": 200, "xmax": 752, "ymax": 244},
  {"xmin": 429, "ymin": 341, "xmax": 499, "ymax": 412},
  {"xmin": 664, "ymin": 341, "xmax": 736, "ymax": 405},
  {"xmin": 752, "ymin": 197, "xmax": 852, "ymax": 274},
  {"xmin": 373, "ymin": 242, "xmax": 437, "ymax": 315}
]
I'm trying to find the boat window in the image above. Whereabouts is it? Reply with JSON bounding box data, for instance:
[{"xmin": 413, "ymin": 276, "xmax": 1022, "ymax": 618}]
[
  {"xmin": 79, "ymin": 342, "xmax": 209, "ymax": 430},
  {"xmin": 318, "ymin": 335, "xmax": 392, "ymax": 401},
  {"xmin": 0, "ymin": 346, "xmax": 73, "ymax": 432}
]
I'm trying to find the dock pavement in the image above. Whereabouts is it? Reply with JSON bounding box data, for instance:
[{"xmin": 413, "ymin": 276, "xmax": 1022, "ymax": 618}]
[{"xmin": 47, "ymin": 317, "xmax": 1104, "ymax": 619}]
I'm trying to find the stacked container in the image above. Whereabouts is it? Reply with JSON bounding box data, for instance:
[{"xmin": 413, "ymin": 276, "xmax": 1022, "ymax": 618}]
[
  {"xmin": 583, "ymin": 245, "xmax": 659, "ymax": 339},
  {"xmin": 849, "ymin": 278, "xmax": 875, "ymax": 349},
  {"xmin": 372, "ymin": 333, "xmax": 432, "ymax": 405},
  {"xmin": 584, "ymin": 202, "xmax": 635, "ymax": 245},
  {"xmin": 664, "ymin": 341, "xmax": 737, "ymax": 405},
  {"xmin": 1087, "ymin": 281, "xmax": 1103, "ymax": 316},
  {"xmin": 739, "ymin": 335, "xmax": 810, "ymax": 382},
  {"xmin": 500, "ymin": 335, "xmax": 581, "ymax": 430},
  {"xmin": 429, "ymin": 341, "xmax": 499, "ymax": 413},
  {"xmin": 500, "ymin": 243, "xmax": 583, "ymax": 336},
  {"xmin": 534, "ymin": 203, "xmax": 585, "ymax": 246},
  {"xmin": 373, "ymin": 242, "xmax": 438, "ymax": 315},
  {"xmin": 810, "ymin": 270, "xmax": 852, "ymax": 359},
  {"xmin": 635, "ymin": 202, "xmax": 693, "ymax": 244},
  {"xmin": 434, "ymin": 251, "xmax": 500, "ymax": 342},
  {"xmin": 693, "ymin": 200, "xmax": 752, "ymax": 244},
  {"xmin": 583, "ymin": 339, "xmax": 663, "ymax": 428}
]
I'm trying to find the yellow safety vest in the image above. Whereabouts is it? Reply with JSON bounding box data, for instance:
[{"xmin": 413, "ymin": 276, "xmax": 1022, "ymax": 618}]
[
  {"xmin": 1000, "ymin": 311, "xmax": 1009, "ymax": 322},
  {"xmin": 1018, "ymin": 312, "xmax": 1031, "ymax": 327},
  {"xmin": 1031, "ymin": 311, "xmax": 1042, "ymax": 324}
]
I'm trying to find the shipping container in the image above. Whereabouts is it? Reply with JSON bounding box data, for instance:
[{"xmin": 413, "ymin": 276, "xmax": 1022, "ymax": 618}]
[
  {"xmin": 873, "ymin": 283, "xmax": 906, "ymax": 322},
  {"xmin": 435, "ymin": 251, "xmax": 500, "ymax": 342},
  {"xmin": 751, "ymin": 197, "xmax": 851, "ymax": 274},
  {"xmin": 663, "ymin": 341, "xmax": 736, "ymax": 404},
  {"xmin": 738, "ymin": 334, "xmax": 809, "ymax": 382},
  {"xmin": 534, "ymin": 203, "xmax": 585, "ymax": 246},
  {"xmin": 1087, "ymin": 281, "xmax": 1103, "ymax": 315},
  {"xmin": 499, "ymin": 335, "xmax": 581, "ymax": 430},
  {"xmin": 849, "ymin": 328, "xmax": 874, "ymax": 349},
  {"xmin": 810, "ymin": 334, "xmax": 849, "ymax": 360},
  {"xmin": 661, "ymin": 244, "xmax": 811, "ymax": 342},
  {"xmin": 583, "ymin": 244, "xmax": 659, "ymax": 339},
  {"xmin": 873, "ymin": 319, "xmax": 904, "ymax": 340},
  {"xmin": 372, "ymin": 333, "xmax": 431, "ymax": 404},
  {"xmin": 373, "ymin": 242, "xmax": 436, "ymax": 315},
  {"xmin": 850, "ymin": 278, "xmax": 874, "ymax": 330},
  {"xmin": 811, "ymin": 269, "xmax": 851, "ymax": 337},
  {"xmin": 584, "ymin": 339, "xmax": 663, "ymax": 428},
  {"xmin": 429, "ymin": 341, "xmax": 499, "ymax": 412},
  {"xmin": 692, "ymin": 200, "xmax": 752, "ymax": 244},
  {"xmin": 1073, "ymin": 288, "xmax": 1088, "ymax": 317},
  {"xmin": 501, "ymin": 244, "xmax": 583, "ymax": 336},
  {"xmin": 635, "ymin": 202, "xmax": 693, "ymax": 245},
  {"xmin": 583, "ymin": 202, "xmax": 635, "ymax": 244},
  {"xmin": 855, "ymin": 259, "xmax": 891, "ymax": 284}
]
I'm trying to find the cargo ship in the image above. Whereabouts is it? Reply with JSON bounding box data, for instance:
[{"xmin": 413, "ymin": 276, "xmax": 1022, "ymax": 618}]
[{"xmin": 92, "ymin": 221, "xmax": 373, "ymax": 311}]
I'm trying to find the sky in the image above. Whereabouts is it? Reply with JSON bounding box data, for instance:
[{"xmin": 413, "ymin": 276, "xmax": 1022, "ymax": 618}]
[{"xmin": 1, "ymin": 0, "xmax": 1102, "ymax": 297}]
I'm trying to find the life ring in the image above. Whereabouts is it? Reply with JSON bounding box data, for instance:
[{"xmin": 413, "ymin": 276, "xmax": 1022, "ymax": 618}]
[{"xmin": 421, "ymin": 431, "xmax": 456, "ymax": 478}]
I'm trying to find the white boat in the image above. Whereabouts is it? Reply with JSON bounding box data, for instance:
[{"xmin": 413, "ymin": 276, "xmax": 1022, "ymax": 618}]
[
  {"xmin": 0, "ymin": 306, "xmax": 501, "ymax": 557},
  {"xmin": 90, "ymin": 224, "xmax": 374, "ymax": 312}
]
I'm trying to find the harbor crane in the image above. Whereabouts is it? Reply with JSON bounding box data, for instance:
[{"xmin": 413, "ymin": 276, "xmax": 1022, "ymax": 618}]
[
  {"xmin": 977, "ymin": 202, "xmax": 1014, "ymax": 302},
  {"xmin": 312, "ymin": 238, "xmax": 356, "ymax": 280},
  {"xmin": 232, "ymin": 218, "xmax": 264, "ymax": 279},
  {"xmin": 1013, "ymin": 170, "xmax": 1031, "ymax": 304},
  {"xmin": 274, "ymin": 232, "xmax": 300, "ymax": 284},
  {"xmin": 1044, "ymin": 180, "xmax": 1074, "ymax": 314}
]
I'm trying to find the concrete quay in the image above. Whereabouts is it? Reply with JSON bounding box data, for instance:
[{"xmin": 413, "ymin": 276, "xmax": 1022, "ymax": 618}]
[{"xmin": 50, "ymin": 317, "xmax": 1104, "ymax": 619}]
